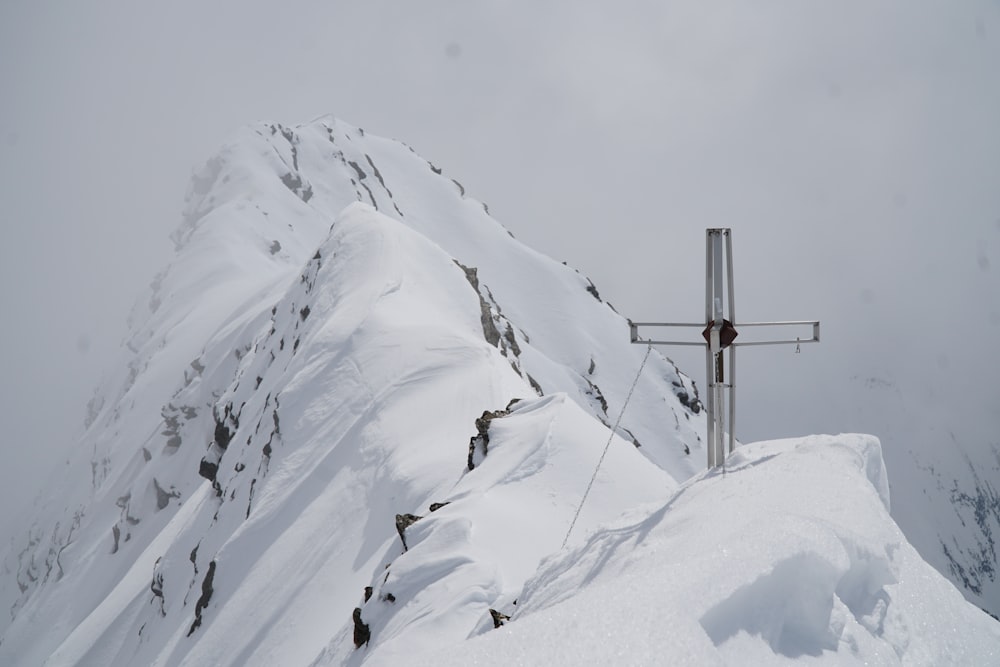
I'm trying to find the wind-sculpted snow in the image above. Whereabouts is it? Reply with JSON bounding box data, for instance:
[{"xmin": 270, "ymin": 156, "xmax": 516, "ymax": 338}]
[
  {"xmin": 311, "ymin": 393, "xmax": 674, "ymax": 666},
  {"xmin": 414, "ymin": 435, "xmax": 1000, "ymax": 666}
]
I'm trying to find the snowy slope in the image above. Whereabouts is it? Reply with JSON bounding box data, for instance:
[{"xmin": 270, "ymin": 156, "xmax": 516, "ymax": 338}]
[
  {"xmin": 0, "ymin": 119, "xmax": 701, "ymax": 665},
  {"xmin": 2, "ymin": 117, "xmax": 996, "ymax": 666},
  {"xmin": 413, "ymin": 435, "xmax": 1000, "ymax": 666},
  {"xmin": 846, "ymin": 374, "xmax": 1000, "ymax": 619}
]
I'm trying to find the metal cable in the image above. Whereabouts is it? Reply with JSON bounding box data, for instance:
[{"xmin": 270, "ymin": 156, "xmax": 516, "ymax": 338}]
[{"xmin": 560, "ymin": 343, "xmax": 654, "ymax": 550}]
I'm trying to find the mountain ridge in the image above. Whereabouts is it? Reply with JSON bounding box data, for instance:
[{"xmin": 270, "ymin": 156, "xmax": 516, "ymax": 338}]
[{"xmin": 3, "ymin": 117, "xmax": 997, "ymax": 665}]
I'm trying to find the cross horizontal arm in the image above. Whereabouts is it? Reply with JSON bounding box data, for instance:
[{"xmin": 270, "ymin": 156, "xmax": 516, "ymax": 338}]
[
  {"xmin": 733, "ymin": 320, "xmax": 820, "ymax": 346},
  {"xmin": 629, "ymin": 321, "xmax": 705, "ymax": 345},
  {"xmin": 629, "ymin": 320, "xmax": 820, "ymax": 346}
]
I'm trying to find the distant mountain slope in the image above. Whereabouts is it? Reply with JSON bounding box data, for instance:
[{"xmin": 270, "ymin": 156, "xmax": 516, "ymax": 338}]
[
  {"xmin": 0, "ymin": 119, "xmax": 702, "ymax": 665},
  {"xmin": 847, "ymin": 373, "xmax": 1000, "ymax": 619}
]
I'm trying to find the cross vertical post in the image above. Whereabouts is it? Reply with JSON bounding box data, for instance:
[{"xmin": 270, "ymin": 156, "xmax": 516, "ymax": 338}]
[{"xmin": 630, "ymin": 228, "xmax": 820, "ymax": 470}]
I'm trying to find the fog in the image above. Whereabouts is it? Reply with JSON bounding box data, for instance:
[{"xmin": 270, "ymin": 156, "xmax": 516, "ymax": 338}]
[{"xmin": 1, "ymin": 1, "xmax": 998, "ymax": 540}]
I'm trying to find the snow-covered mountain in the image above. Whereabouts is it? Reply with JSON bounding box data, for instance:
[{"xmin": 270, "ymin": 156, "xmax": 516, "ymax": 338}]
[
  {"xmin": 847, "ymin": 373, "xmax": 1000, "ymax": 622},
  {"xmin": 2, "ymin": 117, "xmax": 997, "ymax": 665}
]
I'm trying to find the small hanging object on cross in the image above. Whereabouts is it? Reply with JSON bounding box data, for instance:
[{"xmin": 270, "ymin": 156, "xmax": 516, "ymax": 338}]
[{"xmin": 629, "ymin": 228, "xmax": 820, "ymax": 470}]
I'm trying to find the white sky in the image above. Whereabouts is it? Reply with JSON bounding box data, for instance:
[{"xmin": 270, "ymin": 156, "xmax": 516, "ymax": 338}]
[{"xmin": 1, "ymin": 1, "xmax": 998, "ymax": 538}]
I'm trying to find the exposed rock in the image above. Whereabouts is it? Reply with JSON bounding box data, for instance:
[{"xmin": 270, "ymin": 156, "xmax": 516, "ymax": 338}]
[
  {"xmin": 585, "ymin": 278, "xmax": 601, "ymax": 301},
  {"xmin": 619, "ymin": 426, "xmax": 642, "ymax": 449},
  {"xmin": 503, "ymin": 324, "xmax": 521, "ymax": 357},
  {"xmin": 489, "ymin": 608, "xmax": 511, "ymax": 628},
  {"xmin": 585, "ymin": 379, "xmax": 608, "ymax": 415},
  {"xmin": 152, "ymin": 478, "xmax": 180, "ymax": 511},
  {"xmin": 382, "ymin": 592, "xmax": 396, "ymax": 603},
  {"xmin": 198, "ymin": 459, "xmax": 218, "ymax": 483},
  {"xmin": 364, "ymin": 586, "xmax": 373, "ymax": 603},
  {"xmin": 467, "ymin": 408, "xmax": 510, "ymax": 471},
  {"xmin": 365, "ymin": 154, "xmax": 391, "ymax": 196},
  {"xmin": 352, "ymin": 607, "xmax": 371, "ymax": 648},
  {"xmin": 429, "ymin": 502, "xmax": 451, "ymax": 513},
  {"xmin": 187, "ymin": 560, "xmax": 216, "ymax": 636},
  {"xmin": 150, "ymin": 561, "xmax": 166, "ymax": 617},
  {"xmin": 454, "ymin": 261, "xmax": 501, "ymax": 348},
  {"xmin": 395, "ymin": 513, "xmax": 423, "ymax": 551},
  {"xmin": 213, "ymin": 412, "xmax": 233, "ymax": 451}
]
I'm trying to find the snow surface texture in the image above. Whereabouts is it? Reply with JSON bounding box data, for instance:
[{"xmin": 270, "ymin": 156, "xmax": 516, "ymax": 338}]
[
  {"xmin": 1, "ymin": 118, "xmax": 997, "ymax": 665},
  {"xmin": 413, "ymin": 435, "xmax": 1000, "ymax": 666}
]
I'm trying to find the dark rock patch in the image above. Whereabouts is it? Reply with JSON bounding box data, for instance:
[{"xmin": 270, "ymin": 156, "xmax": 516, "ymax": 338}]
[
  {"xmin": 198, "ymin": 459, "xmax": 218, "ymax": 483},
  {"xmin": 153, "ymin": 478, "xmax": 180, "ymax": 510},
  {"xmin": 503, "ymin": 324, "xmax": 521, "ymax": 357},
  {"xmin": 187, "ymin": 560, "xmax": 216, "ymax": 636},
  {"xmin": 365, "ymin": 154, "xmax": 391, "ymax": 196},
  {"xmin": 150, "ymin": 563, "xmax": 166, "ymax": 616},
  {"xmin": 246, "ymin": 478, "xmax": 257, "ymax": 519},
  {"xmin": 352, "ymin": 607, "xmax": 371, "ymax": 648},
  {"xmin": 490, "ymin": 608, "xmax": 510, "ymax": 628},
  {"xmin": 348, "ymin": 161, "xmax": 366, "ymax": 181},
  {"xmin": 429, "ymin": 502, "xmax": 451, "ymax": 513},
  {"xmin": 585, "ymin": 279, "xmax": 601, "ymax": 301},
  {"xmin": 364, "ymin": 586, "xmax": 373, "ymax": 603},
  {"xmin": 468, "ymin": 408, "xmax": 510, "ymax": 470},
  {"xmin": 585, "ymin": 379, "xmax": 608, "ymax": 415},
  {"xmin": 454, "ymin": 261, "xmax": 502, "ymax": 348},
  {"xmin": 395, "ymin": 513, "xmax": 423, "ymax": 551}
]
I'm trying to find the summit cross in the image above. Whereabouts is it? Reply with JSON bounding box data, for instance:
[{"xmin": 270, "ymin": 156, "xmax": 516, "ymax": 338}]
[{"xmin": 629, "ymin": 228, "xmax": 820, "ymax": 469}]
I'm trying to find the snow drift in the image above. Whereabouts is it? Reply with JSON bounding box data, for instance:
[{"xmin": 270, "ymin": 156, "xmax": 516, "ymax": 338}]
[{"xmin": 414, "ymin": 435, "xmax": 1000, "ymax": 666}]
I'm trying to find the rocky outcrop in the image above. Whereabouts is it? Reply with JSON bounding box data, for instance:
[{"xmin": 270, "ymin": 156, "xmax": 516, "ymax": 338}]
[
  {"xmin": 467, "ymin": 401, "xmax": 525, "ymax": 470},
  {"xmin": 187, "ymin": 560, "xmax": 217, "ymax": 636},
  {"xmin": 489, "ymin": 608, "xmax": 510, "ymax": 628},
  {"xmin": 395, "ymin": 514, "xmax": 423, "ymax": 552},
  {"xmin": 352, "ymin": 607, "xmax": 371, "ymax": 648}
]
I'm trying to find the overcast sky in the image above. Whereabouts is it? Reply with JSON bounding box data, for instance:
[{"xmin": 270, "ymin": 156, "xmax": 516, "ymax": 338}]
[{"xmin": 1, "ymin": 1, "xmax": 998, "ymax": 537}]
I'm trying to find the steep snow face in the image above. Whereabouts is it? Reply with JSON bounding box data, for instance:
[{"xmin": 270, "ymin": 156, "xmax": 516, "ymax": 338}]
[
  {"xmin": 0, "ymin": 119, "xmax": 702, "ymax": 665},
  {"xmin": 847, "ymin": 374, "xmax": 1000, "ymax": 619},
  {"xmin": 413, "ymin": 435, "xmax": 1000, "ymax": 666}
]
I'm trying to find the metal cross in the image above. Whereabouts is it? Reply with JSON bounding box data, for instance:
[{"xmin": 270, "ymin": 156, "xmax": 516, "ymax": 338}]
[{"xmin": 629, "ymin": 228, "xmax": 820, "ymax": 469}]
